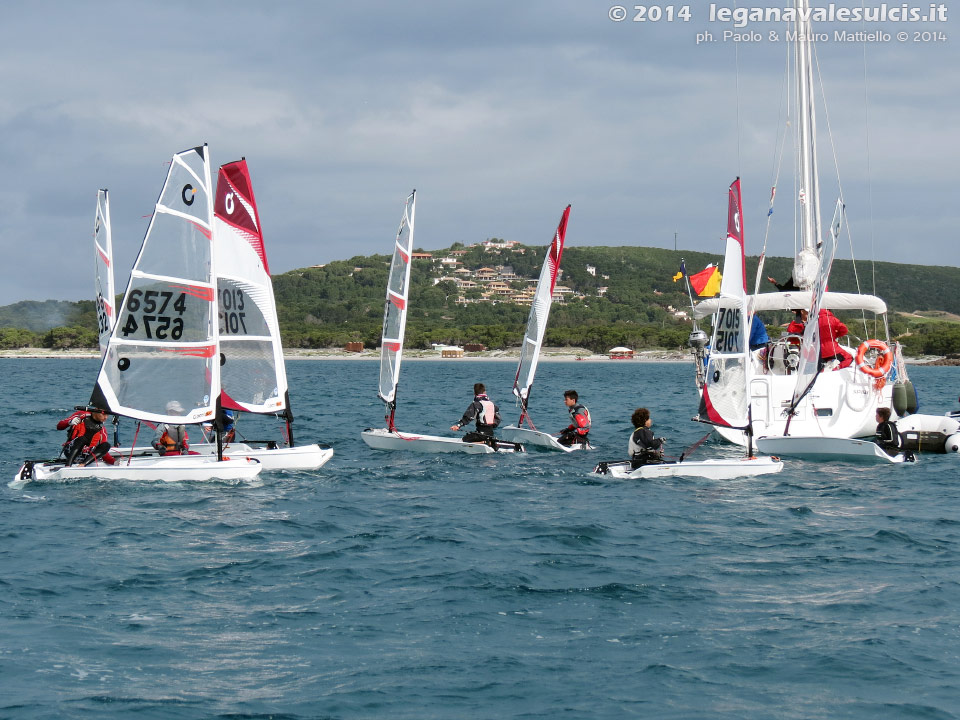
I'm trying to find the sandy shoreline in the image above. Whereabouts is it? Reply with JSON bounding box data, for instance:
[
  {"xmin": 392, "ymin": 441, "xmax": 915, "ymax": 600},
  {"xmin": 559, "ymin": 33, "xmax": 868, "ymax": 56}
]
[
  {"xmin": 0, "ymin": 348, "xmax": 949, "ymax": 364},
  {"xmin": 0, "ymin": 347, "xmax": 694, "ymax": 362}
]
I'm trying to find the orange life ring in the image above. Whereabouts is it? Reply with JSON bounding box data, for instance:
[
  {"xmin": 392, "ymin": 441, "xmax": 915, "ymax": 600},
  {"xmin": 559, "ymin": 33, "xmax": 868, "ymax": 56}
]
[{"xmin": 855, "ymin": 339, "xmax": 892, "ymax": 378}]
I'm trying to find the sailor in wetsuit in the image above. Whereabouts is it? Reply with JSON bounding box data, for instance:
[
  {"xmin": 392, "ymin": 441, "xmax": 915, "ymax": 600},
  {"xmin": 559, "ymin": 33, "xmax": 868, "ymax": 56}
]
[
  {"xmin": 875, "ymin": 407, "xmax": 903, "ymax": 456},
  {"xmin": 451, "ymin": 383, "xmax": 501, "ymax": 443},
  {"xmin": 153, "ymin": 400, "xmax": 191, "ymax": 455},
  {"xmin": 558, "ymin": 390, "xmax": 591, "ymax": 447},
  {"xmin": 57, "ymin": 407, "xmax": 116, "ymax": 466},
  {"xmin": 628, "ymin": 407, "xmax": 665, "ymax": 469}
]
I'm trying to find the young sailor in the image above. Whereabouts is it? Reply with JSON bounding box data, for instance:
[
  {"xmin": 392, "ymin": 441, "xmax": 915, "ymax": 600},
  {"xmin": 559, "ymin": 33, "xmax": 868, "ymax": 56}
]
[
  {"xmin": 57, "ymin": 407, "xmax": 116, "ymax": 466},
  {"xmin": 451, "ymin": 383, "xmax": 501, "ymax": 443},
  {"xmin": 875, "ymin": 407, "xmax": 902, "ymax": 456},
  {"xmin": 153, "ymin": 401, "xmax": 191, "ymax": 455},
  {"xmin": 628, "ymin": 407, "xmax": 665, "ymax": 469},
  {"xmin": 558, "ymin": 390, "xmax": 591, "ymax": 447},
  {"xmin": 818, "ymin": 309, "xmax": 853, "ymax": 370}
]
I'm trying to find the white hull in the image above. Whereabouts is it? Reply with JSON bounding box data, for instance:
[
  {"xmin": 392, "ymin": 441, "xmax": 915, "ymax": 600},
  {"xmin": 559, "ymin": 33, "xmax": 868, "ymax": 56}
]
[
  {"xmin": 498, "ymin": 426, "xmax": 590, "ymax": 452},
  {"xmin": 11, "ymin": 455, "xmax": 262, "ymax": 489},
  {"xmin": 360, "ymin": 427, "xmax": 523, "ymax": 454},
  {"xmin": 595, "ymin": 456, "xmax": 783, "ymax": 480},
  {"xmin": 112, "ymin": 442, "xmax": 334, "ymax": 471},
  {"xmin": 755, "ymin": 435, "xmax": 912, "ymax": 463},
  {"xmin": 706, "ymin": 346, "xmax": 894, "ymax": 447}
]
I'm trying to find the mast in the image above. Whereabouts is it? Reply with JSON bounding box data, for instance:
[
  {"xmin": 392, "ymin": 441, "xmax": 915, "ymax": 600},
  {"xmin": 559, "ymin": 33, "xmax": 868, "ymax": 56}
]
[
  {"xmin": 793, "ymin": 0, "xmax": 822, "ymax": 289},
  {"xmin": 512, "ymin": 205, "xmax": 570, "ymax": 428}
]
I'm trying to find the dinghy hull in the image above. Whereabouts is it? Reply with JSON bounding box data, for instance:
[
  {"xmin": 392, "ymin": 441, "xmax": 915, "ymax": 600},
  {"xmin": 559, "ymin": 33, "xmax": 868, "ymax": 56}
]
[
  {"xmin": 498, "ymin": 425, "xmax": 589, "ymax": 452},
  {"xmin": 755, "ymin": 435, "xmax": 913, "ymax": 463},
  {"xmin": 11, "ymin": 455, "xmax": 263, "ymax": 488},
  {"xmin": 360, "ymin": 428, "xmax": 522, "ymax": 454},
  {"xmin": 594, "ymin": 456, "xmax": 783, "ymax": 480}
]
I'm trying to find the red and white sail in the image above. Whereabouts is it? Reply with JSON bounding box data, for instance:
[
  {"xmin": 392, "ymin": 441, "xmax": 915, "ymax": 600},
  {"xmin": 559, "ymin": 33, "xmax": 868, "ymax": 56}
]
[
  {"xmin": 698, "ymin": 178, "xmax": 751, "ymax": 429},
  {"xmin": 789, "ymin": 198, "xmax": 844, "ymax": 412},
  {"xmin": 213, "ymin": 159, "xmax": 287, "ymax": 414},
  {"xmin": 377, "ymin": 190, "xmax": 416, "ymax": 409},
  {"xmin": 91, "ymin": 145, "xmax": 219, "ymax": 426},
  {"xmin": 93, "ymin": 189, "xmax": 115, "ymax": 357},
  {"xmin": 512, "ymin": 205, "xmax": 570, "ymax": 421}
]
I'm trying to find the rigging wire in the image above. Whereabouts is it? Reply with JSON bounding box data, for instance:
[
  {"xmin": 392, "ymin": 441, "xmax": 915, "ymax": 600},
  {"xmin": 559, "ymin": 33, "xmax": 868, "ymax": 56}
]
[
  {"xmin": 861, "ymin": 0, "xmax": 879, "ymax": 336},
  {"xmin": 812, "ymin": 42, "xmax": 870, "ymax": 336}
]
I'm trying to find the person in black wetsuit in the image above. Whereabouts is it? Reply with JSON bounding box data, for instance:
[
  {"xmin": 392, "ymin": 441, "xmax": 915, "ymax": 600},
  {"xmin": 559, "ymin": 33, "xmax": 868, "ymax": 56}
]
[
  {"xmin": 628, "ymin": 407, "xmax": 666, "ymax": 469},
  {"xmin": 558, "ymin": 390, "xmax": 591, "ymax": 447},
  {"xmin": 875, "ymin": 407, "xmax": 902, "ymax": 456},
  {"xmin": 767, "ymin": 274, "xmax": 800, "ymax": 292},
  {"xmin": 451, "ymin": 383, "xmax": 501, "ymax": 443}
]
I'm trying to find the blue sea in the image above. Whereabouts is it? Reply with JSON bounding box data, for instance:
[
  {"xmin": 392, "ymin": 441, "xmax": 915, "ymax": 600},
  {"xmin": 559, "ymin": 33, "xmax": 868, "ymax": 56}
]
[{"xmin": 2, "ymin": 358, "xmax": 960, "ymax": 719}]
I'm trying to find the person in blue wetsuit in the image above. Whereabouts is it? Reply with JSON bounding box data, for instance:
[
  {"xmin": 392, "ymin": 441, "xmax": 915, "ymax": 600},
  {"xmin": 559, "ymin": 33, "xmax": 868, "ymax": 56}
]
[{"xmin": 749, "ymin": 314, "xmax": 770, "ymax": 351}]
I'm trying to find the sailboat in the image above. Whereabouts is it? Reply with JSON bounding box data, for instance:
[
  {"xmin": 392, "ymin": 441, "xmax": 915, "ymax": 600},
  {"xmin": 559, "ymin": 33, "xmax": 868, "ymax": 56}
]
[
  {"xmin": 360, "ymin": 190, "xmax": 522, "ymax": 454},
  {"xmin": 690, "ymin": 0, "xmax": 906, "ymax": 448},
  {"xmin": 112, "ymin": 159, "xmax": 333, "ymax": 471},
  {"xmin": 498, "ymin": 205, "xmax": 583, "ymax": 452},
  {"xmin": 595, "ymin": 179, "xmax": 783, "ymax": 480},
  {"xmin": 94, "ymin": 189, "xmax": 115, "ymax": 357},
  {"xmin": 14, "ymin": 145, "xmax": 262, "ymax": 486}
]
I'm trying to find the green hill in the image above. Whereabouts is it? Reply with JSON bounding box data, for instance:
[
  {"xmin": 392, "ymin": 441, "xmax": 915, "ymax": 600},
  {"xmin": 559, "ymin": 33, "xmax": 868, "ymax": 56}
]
[{"xmin": 2, "ymin": 244, "xmax": 959, "ymax": 355}]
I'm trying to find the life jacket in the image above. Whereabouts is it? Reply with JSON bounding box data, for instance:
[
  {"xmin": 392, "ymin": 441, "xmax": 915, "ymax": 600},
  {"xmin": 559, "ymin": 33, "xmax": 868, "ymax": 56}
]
[
  {"xmin": 158, "ymin": 425, "xmax": 188, "ymax": 453},
  {"xmin": 568, "ymin": 403, "xmax": 591, "ymax": 435},
  {"xmin": 69, "ymin": 419, "xmax": 109, "ymax": 454},
  {"xmin": 476, "ymin": 395, "xmax": 499, "ymax": 428}
]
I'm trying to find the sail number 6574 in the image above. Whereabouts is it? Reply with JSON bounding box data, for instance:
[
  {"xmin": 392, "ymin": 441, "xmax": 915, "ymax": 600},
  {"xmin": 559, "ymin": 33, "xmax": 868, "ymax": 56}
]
[{"xmin": 121, "ymin": 289, "xmax": 187, "ymax": 340}]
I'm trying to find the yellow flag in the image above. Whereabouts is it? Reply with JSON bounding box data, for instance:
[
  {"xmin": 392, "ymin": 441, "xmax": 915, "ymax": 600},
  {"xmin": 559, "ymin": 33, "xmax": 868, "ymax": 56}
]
[{"xmin": 672, "ymin": 271, "xmax": 683, "ymax": 282}]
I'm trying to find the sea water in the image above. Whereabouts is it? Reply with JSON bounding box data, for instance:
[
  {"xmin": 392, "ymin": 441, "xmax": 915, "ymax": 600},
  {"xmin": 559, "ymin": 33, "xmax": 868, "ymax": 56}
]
[{"xmin": 2, "ymin": 358, "xmax": 959, "ymax": 719}]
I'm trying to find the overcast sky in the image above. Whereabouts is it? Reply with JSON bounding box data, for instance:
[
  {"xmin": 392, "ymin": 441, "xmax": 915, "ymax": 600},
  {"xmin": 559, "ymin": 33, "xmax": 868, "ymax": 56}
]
[{"xmin": 0, "ymin": 1, "xmax": 956, "ymax": 305}]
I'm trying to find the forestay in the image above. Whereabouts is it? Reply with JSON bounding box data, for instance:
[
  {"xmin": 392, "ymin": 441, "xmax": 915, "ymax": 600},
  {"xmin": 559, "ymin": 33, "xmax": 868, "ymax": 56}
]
[
  {"xmin": 213, "ymin": 159, "xmax": 287, "ymax": 414},
  {"xmin": 512, "ymin": 205, "xmax": 570, "ymax": 420},
  {"xmin": 378, "ymin": 190, "xmax": 416, "ymax": 410},
  {"xmin": 94, "ymin": 189, "xmax": 115, "ymax": 356},
  {"xmin": 698, "ymin": 178, "xmax": 750, "ymax": 429},
  {"xmin": 789, "ymin": 198, "xmax": 844, "ymax": 412},
  {"xmin": 91, "ymin": 145, "xmax": 219, "ymax": 426}
]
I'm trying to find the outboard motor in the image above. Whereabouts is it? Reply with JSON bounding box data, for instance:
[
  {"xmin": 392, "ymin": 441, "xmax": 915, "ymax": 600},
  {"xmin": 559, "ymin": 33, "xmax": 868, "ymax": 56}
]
[{"xmin": 688, "ymin": 329, "xmax": 709, "ymax": 388}]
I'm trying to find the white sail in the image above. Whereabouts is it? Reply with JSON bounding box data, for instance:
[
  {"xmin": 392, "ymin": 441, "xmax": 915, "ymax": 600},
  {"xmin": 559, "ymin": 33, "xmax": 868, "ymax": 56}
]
[
  {"xmin": 94, "ymin": 189, "xmax": 115, "ymax": 356},
  {"xmin": 91, "ymin": 145, "xmax": 219, "ymax": 426},
  {"xmin": 512, "ymin": 205, "xmax": 570, "ymax": 418},
  {"xmin": 789, "ymin": 198, "xmax": 844, "ymax": 412},
  {"xmin": 698, "ymin": 178, "xmax": 751, "ymax": 430},
  {"xmin": 377, "ymin": 190, "xmax": 416, "ymax": 408},
  {"xmin": 213, "ymin": 159, "xmax": 287, "ymax": 414}
]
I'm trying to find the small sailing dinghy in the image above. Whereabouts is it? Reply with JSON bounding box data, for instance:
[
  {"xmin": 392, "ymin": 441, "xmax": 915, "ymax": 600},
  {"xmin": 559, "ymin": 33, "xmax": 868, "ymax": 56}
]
[
  {"xmin": 753, "ymin": 436, "xmax": 914, "ymax": 464},
  {"xmin": 595, "ymin": 179, "xmax": 783, "ymax": 480},
  {"xmin": 14, "ymin": 146, "xmax": 262, "ymax": 486},
  {"xmin": 360, "ymin": 191, "xmax": 522, "ymax": 454},
  {"xmin": 498, "ymin": 206, "xmax": 586, "ymax": 453},
  {"xmin": 112, "ymin": 159, "xmax": 332, "ymax": 471}
]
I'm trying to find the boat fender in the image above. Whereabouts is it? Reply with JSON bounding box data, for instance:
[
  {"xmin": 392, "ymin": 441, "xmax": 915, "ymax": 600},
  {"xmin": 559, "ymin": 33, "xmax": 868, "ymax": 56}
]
[
  {"xmin": 905, "ymin": 380, "xmax": 919, "ymax": 414},
  {"xmin": 892, "ymin": 383, "xmax": 909, "ymax": 417},
  {"xmin": 947, "ymin": 433, "xmax": 960, "ymax": 453},
  {"xmin": 855, "ymin": 340, "xmax": 892, "ymax": 379}
]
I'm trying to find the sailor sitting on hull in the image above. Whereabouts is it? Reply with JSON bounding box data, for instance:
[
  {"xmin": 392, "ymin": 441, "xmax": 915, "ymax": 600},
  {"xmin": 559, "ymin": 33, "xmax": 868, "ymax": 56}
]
[
  {"xmin": 451, "ymin": 383, "xmax": 502, "ymax": 444},
  {"xmin": 875, "ymin": 407, "xmax": 904, "ymax": 457},
  {"xmin": 153, "ymin": 401, "xmax": 194, "ymax": 455},
  {"xmin": 558, "ymin": 390, "xmax": 591, "ymax": 447},
  {"xmin": 628, "ymin": 407, "xmax": 666, "ymax": 469},
  {"xmin": 57, "ymin": 407, "xmax": 116, "ymax": 466}
]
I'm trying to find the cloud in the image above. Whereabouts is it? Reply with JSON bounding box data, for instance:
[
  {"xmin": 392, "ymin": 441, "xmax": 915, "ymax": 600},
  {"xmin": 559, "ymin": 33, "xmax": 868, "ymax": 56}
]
[{"xmin": 0, "ymin": 0, "xmax": 956, "ymax": 305}]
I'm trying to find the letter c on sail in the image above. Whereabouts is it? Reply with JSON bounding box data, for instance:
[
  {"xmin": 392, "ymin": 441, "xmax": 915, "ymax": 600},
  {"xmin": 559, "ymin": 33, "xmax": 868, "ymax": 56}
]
[
  {"xmin": 225, "ymin": 192, "xmax": 235, "ymax": 215},
  {"xmin": 182, "ymin": 184, "xmax": 196, "ymax": 206}
]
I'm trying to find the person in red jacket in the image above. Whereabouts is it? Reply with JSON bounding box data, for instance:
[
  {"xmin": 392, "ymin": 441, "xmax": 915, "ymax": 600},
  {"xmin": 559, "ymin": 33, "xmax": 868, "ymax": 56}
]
[
  {"xmin": 558, "ymin": 390, "xmax": 591, "ymax": 447},
  {"xmin": 57, "ymin": 407, "xmax": 116, "ymax": 466},
  {"xmin": 818, "ymin": 309, "xmax": 853, "ymax": 370},
  {"xmin": 786, "ymin": 309, "xmax": 807, "ymax": 335}
]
